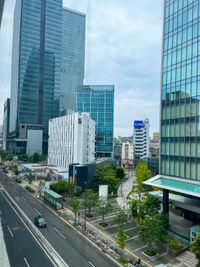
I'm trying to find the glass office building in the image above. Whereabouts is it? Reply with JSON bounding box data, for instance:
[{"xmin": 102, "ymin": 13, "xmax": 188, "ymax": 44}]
[
  {"xmin": 77, "ymin": 85, "xmax": 114, "ymax": 158},
  {"xmin": 145, "ymin": 0, "xmax": 200, "ymax": 223},
  {"xmin": 9, "ymin": 0, "xmax": 62, "ymax": 152},
  {"xmin": 60, "ymin": 8, "xmax": 85, "ymax": 113},
  {"xmin": 161, "ymin": 0, "xmax": 200, "ymax": 180}
]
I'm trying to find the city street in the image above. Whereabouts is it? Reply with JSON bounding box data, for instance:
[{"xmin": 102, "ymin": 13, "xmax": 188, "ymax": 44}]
[
  {"xmin": 0, "ymin": 191, "xmax": 55, "ymax": 267},
  {"xmin": 0, "ymin": 170, "xmax": 119, "ymax": 267}
]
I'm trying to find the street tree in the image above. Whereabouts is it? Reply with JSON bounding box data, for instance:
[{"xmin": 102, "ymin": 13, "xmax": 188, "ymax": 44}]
[
  {"xmin": 138, "ymin": 214, "xmax": 166, "ymax": 255},
  {"xmin": 70, "ymin": 197, "xmax": 80, "ymax": 224},
  {"xmin": 115, "ymin": 207, "xmax": 129, "ymax": 229},
  {"xmin": 50, "ymin": 180, "xmax": 70, "ymax": 196},
  {"xmin": 32, "ymin": 152, "xmax": 40, "ymax": 163},
  {"xmin": 97, "ymin": 198, "xmax": 112, "ymax": 223},
  {"xmin": 94, "ymin": 164, "xmax": 123, "ymax": 195},
  {"xmin": 190, "ymin": 234, "xmax": 200, "ymax": 267},
  {"xmin": 116, "ymin": 227, "xmax": 128, "ymax": 250},
  {"xmin": 82, "ymin": 189, "xmax": 98, "ymax": 217},
  {"xmin": 135, "ymin": 160, "xmax": 152, "ymax": 188},
  {"xmin": 116, "ymin": 167, "xmax": 125, "ymax": 180}
]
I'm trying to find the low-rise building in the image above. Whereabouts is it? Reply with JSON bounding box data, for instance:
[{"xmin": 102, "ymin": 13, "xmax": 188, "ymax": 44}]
[
  {"xmin": 48, "ymin": 112, "xmax": 95, "ymax": 169},
  {"xmin": 121, "ymin": 141, "xmax": 134, "ymax": 168}
]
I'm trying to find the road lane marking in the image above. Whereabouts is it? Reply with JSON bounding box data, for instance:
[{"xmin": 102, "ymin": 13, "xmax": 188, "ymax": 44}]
[
  {"xmin": 7, "ymin": 225, "xmax": 14, "ymax": 238},
  {"xmin": 53, "ymin": 227, "xmax": 66, "ymax": 239},
  {"xmin": 0, "ymin": 191, "xmax": 58, "ymax": 267},
  {"xmin": 24, "ymin": 257, "xmax": 30, "ymax": 267},
  {"xmin": 21, "ymin": 196, "xmax": 26, "ymax": 201},
  {"xmin": 89, "ymin": 261, "xmax": 95, "ymax": 267},
  {"xmin": 33, "ymin": 208, "xmax": 41, "ymax": 215}
]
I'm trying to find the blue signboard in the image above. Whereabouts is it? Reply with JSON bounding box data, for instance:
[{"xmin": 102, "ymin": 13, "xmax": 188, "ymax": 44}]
[{"xmin": 134, "ymin": 120, "xmax": 143, "ymax": 129}]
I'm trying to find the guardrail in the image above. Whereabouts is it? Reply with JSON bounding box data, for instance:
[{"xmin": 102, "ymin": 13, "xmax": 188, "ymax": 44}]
[{"xmin": 2, "ymin": 189, "xmax": 69, "ymax": 267}]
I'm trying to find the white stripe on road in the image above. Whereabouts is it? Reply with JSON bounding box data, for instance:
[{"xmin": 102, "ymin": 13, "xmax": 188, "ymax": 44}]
[
  {"xmin": 53, "ymin": 227, "xmax": 66, "ymax": 240},
  {"xmin": 89, "ymin": 261, "xmax": 95, "ymax": 267},
  {"xmin": 24, "ymin": 257, "xmax": 30, "ymax": 267},
  {"xmin": 33, "ymin": 208, "xmax": 41, "ymax": 215},
  {"xmin": 7, "ymin": 225, "xmax": 14, "ymax": 238}
]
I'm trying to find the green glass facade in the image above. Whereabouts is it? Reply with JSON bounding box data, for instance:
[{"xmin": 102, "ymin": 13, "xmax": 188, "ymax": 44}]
[
  {"xmin": 161, "ymin": 0, "xmax": 200, "ymax": 180},
  {"xmin": 77, "ymin": 85, "xmax": 114, "ymax": 158}
]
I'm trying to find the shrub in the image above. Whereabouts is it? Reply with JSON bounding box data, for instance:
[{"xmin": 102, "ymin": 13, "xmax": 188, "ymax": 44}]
[
  {"xmin": 169, "ymin": 239, "xmax": 183, "ymax": 251},
  {"xmin": 25, "ymin": 185, "xmax": 35, "ymax": 193},
  {"xmin": 118, "ymin": 256, "xmax": 129, "ymax": 264},
  {"xmin": 15, "ymin": 178, "xmax": 22, "ymax": 183}
]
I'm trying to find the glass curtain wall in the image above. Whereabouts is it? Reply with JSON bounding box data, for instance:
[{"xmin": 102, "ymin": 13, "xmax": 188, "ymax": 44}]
[
  {"xmin": 77, "ymin": 85, "xmax": 114, "ymax": 158},
  {"xmin": 161, "ymin": 0, "xmax": 200, "ymax": 180}
]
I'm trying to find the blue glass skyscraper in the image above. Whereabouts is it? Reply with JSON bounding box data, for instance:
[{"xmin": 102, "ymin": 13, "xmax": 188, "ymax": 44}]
[
  {"xmin": 161, "ymin": 0, "xmax": 200, "ymax": 179},
  {"xmin": 145, "ymin": 0, "xmax": 200, "ymax": 221},
  {"xmin": 77, "ymin": 85, "xmax": 114, "ymax": 158},
  {"xmin": 9, "ymin": 0, "xmax": 62, "ymax": 153},
  {"xmin": 60, "ymin": 8, "xmax": 85, "ymax": 113}
]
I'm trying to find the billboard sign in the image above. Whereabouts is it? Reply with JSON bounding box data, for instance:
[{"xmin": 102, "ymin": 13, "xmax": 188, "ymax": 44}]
[{"xmin": 134, "ymin": 120, "xmax": 143, "ymax": 129}]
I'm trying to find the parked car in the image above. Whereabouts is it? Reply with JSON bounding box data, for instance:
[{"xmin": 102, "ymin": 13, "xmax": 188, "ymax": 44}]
[{"xmin": 34, "ymin": 215, "xmax": 47, "ymax": 228}]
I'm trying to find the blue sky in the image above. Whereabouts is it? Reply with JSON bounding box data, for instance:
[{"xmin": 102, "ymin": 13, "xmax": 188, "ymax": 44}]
[{"xmin": 0, "ymin": 0, "xmax": 163, "ymax": 137}]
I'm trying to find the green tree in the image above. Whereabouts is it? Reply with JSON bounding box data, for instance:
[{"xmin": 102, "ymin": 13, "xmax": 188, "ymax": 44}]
[
  {"xmin": 70, "ymin": 197, "xmax": 80, "ymax": 224},
  {"xmin": 116, "ymin": 227, "xmax": 128, "ymax": 250},
  {"xmin": 94, "ymin": 164, "xmax": 121, "ymax": 195},
  {"xmin": 0, "ymin": 150, "xmax": 8, "ymax": 161},
  {"xmin": 191, "ymin": 234, "xmax": 200, "ymax": 267},
  {"xmin": 115, "ymin": 207, "xmax": 129, "ymax": 229},
  {"xmin": 14, "ymin": 166, "xmax": 20, "ymax": 176},
  {"xmin": 28, "ymin": 175, "xmax": 35, "ymax": 185},
  {"xmin": 32, "ymin": 152, "xmax": 40, "ymax": 163},
  {"xmin": 82, "ymin": 189, "xmax": 98, "ymax": 216},
  {"xmin": 138, "ymin": 214, "xmax": 166, "ymax": 254},
  {"xmin": 97, "ymin": 198, "xmax": 112, "ymax": 223},
  {"xmin": 50, "ymin": 180, "xmax": 70, "ymax": 196},
  {"xmin": 135, "ymin": 160, "xmax": 152, "ymax": 187},
  {"xmin": 19, "ymin": 153, "xmax": 28, "ymax": 162},
  {"xmin": 116, "ymin": 167, "xmax": 125, "ymax": 180},
  {"xmin": 139, "ymin": 195, "xmax": 160, "ymax": 219}
]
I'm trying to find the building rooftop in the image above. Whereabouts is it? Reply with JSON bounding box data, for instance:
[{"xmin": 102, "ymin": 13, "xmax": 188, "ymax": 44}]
[{"xmin": 144, "ymin": 175, "xmax": 200, "ymax": 198}]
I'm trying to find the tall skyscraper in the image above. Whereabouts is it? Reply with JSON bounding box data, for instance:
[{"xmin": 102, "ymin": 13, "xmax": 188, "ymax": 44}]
[
  {"xmin": 77, "ymin": 85, "xmax": 114, "ymax": 158},
  {"xmin": 9, "ymin": 0, "xmax": 62, "ymax": 154},
  {"xmin": 60, "ymin": 8, "xmax": 86, "ymax": 113},
  {"xmin": 145, "ymin": 1, "xmax": 200, "ymax": 221}
]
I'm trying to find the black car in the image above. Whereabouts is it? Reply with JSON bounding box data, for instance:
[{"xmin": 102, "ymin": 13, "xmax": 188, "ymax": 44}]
[{"xmin": 34, "ymin": 215, "xmax": 47, "ymax": 228}]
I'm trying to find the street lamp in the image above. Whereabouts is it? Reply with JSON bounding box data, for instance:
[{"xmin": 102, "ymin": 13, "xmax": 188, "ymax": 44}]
[{"xmin": 84, "ymin": 181, "xmax": 87, "ymax": 230}]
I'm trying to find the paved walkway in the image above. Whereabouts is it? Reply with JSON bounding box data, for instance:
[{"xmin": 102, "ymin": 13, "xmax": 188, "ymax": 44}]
[
  {"xmin": 0, "ymin": 215, "xmax": 10, "ymax": 267},
  {"xmin": 117, "ymin": 169, "xmax": 136, "ymax": 207}
]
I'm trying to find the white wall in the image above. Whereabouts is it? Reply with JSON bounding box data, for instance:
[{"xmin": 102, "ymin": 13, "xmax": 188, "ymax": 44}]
[{"xmin": 48, "ymin": 112, "xmax": 95, "ymax": 169}]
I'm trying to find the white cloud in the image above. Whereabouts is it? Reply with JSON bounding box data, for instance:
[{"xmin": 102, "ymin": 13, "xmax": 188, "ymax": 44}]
[{"xmin": 0, "ymin": 0, "xmax": 163, "ymax": 137}]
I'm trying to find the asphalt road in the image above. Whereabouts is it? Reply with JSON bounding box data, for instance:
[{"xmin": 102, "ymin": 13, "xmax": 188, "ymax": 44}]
[
  {"xmin": 0, "ymin": 170, "xmax": 119, "ymax": 267},
  {"xmin": 0, "ymin": 191, "xmax": 55, "ymax": 267}
]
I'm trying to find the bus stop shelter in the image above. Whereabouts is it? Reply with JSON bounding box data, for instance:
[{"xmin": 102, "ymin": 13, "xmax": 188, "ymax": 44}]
[{"xmin": 44, "ymin": 189, "xmax": 63, "ymax": 210}]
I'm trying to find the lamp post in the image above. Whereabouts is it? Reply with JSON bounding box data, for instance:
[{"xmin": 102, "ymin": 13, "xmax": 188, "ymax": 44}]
[{"xmin": 84, "ymin": 181, "xmax": 87, "ymax": 230}]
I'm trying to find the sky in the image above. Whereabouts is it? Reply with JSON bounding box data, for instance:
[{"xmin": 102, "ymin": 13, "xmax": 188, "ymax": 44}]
[{"xmin": 0, "ymin": 0, "xmax": 163, "ymax": 138}]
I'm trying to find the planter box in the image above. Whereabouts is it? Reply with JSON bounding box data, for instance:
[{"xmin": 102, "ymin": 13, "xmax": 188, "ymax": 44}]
[{"xmin": 168, "ymin": 246, "xmax": 188, "ymax": 257}]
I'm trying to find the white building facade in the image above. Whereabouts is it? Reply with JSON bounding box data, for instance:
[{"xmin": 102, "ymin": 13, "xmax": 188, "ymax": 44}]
[
  {"xmin": 133, "ymin": 119, "xmax": 150, "ymax": 162},
  {"xmin": 48, "ymin": 112, "xmax": 95, "ymax": 169},
  {"xmin": 121, "ymin": 142, "xmax": 134, "ymax": 161}
]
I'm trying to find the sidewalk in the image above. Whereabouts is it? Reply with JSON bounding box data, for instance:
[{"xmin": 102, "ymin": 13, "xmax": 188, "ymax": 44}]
[
  {"xmin": 117, "ymin": 169, "xmax": 136, "ymax": 207},
  {"xmin": 0, "ymin": 216, "xmax": 10, "ymax": 267}
]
